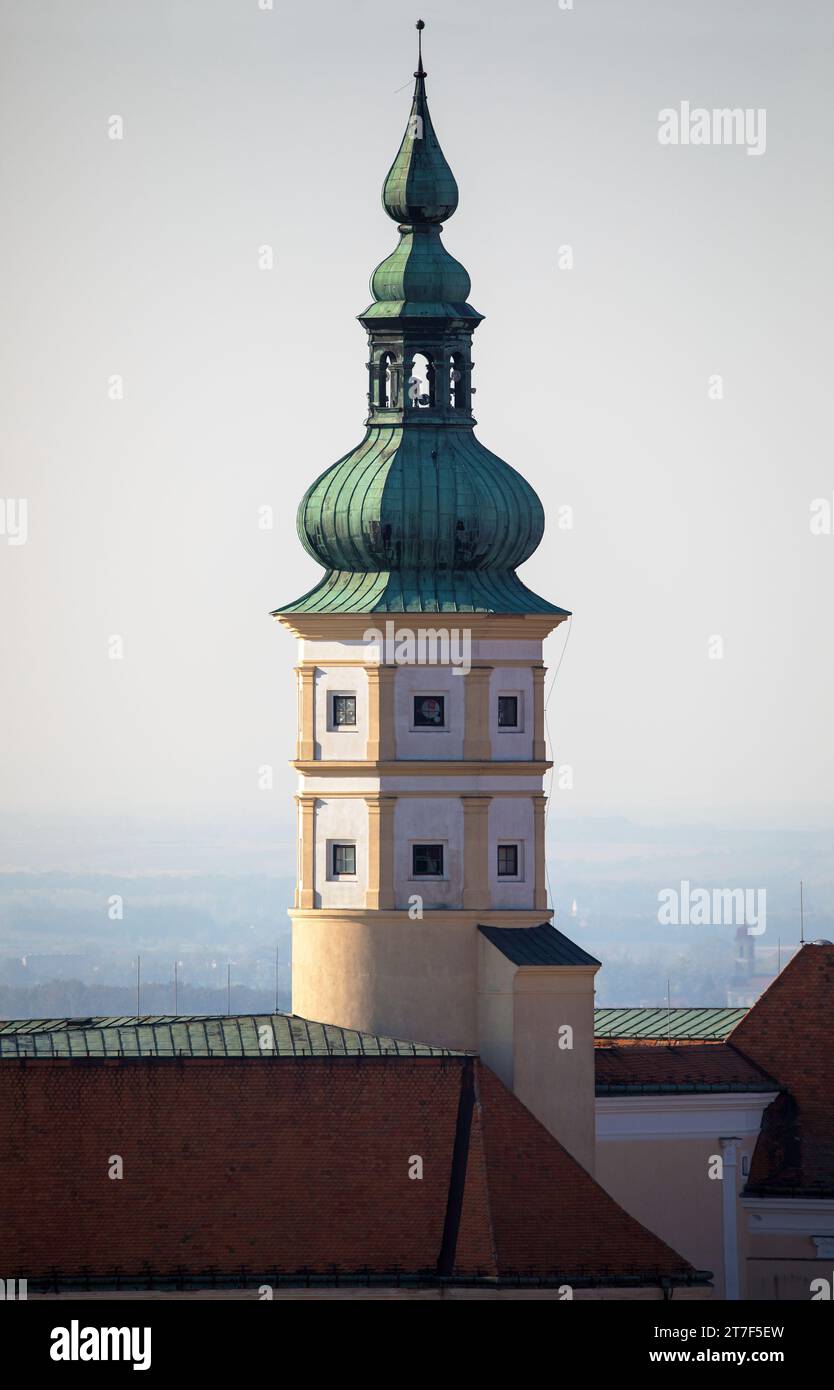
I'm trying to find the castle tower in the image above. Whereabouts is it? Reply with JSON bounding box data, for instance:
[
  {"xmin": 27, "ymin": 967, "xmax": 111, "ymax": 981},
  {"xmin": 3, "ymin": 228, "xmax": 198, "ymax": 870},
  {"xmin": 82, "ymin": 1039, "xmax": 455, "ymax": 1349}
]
[{"xmin": 274, "ymin": 25, "xmax": 599, "ymax": 1169}]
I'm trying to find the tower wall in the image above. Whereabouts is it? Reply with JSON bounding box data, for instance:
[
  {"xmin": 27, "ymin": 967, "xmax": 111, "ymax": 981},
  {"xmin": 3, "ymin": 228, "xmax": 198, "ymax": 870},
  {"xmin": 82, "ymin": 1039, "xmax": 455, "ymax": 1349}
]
[{"xmin": 284, "ymin": 622, "xmax": 597, "ymax": 1157}]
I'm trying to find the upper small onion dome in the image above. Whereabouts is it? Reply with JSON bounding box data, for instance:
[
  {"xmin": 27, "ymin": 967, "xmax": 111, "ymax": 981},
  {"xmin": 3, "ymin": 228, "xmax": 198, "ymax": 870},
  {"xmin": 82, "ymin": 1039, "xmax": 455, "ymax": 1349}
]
[{"xmin": 381, "ymin": 42, "xmax": 458, "ymax": 225}]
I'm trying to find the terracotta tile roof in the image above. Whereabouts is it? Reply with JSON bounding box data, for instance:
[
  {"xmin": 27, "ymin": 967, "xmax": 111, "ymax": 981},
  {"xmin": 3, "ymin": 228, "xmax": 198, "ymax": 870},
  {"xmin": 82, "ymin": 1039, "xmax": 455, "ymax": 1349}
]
[
  {"xmin": 729, "ymin": 943, "xmax": 834, "ymax": 1196},
  {"xmin": 470, "ymin": 1065, "xmax": 698, "ymax": 1281},
  {"xmin": 595, "ymin": 1042, "xmax": 779, "ymax": 1095},
  {"xmin": 0, "ymin": 1055, "xmax": 702, "ymax": 1290}
]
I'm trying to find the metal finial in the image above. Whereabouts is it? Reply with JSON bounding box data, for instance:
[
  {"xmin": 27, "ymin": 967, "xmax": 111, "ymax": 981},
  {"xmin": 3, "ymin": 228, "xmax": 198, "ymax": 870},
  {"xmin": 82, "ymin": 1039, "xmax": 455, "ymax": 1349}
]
[{"xmin": 416, "ymin": 18, "xmax": 426, "ymax": 77}]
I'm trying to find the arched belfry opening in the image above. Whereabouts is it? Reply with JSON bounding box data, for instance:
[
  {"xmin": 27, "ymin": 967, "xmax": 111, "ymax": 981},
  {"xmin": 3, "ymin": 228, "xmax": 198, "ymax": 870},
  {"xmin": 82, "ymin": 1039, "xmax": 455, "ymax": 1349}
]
[
  {"xmin": 378, "ymin": 352, "xmax": 398, "ymax": 409},
  {"xmin": 408, "ymin": 352, "xmax": 435, "ymax": 408},
  {"xmin": 449, "ymin": 352, "xmax": 466, "ymax": 410}
]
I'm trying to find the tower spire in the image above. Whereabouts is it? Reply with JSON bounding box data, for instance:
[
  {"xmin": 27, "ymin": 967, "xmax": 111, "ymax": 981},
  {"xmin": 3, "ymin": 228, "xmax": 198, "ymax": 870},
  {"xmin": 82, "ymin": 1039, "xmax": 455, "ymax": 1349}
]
[{"xmin": 274, "ymin": 26, "xmax": 569, "ymax": 621}]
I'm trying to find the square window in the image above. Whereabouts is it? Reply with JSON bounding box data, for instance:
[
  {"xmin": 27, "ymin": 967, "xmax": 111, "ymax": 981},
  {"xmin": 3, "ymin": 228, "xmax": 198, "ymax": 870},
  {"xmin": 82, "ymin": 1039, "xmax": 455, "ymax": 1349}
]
[
  {"xmin": 413, "ymin": 695, "xmax": 445, "ymax": 728},
  {"xmin": 498, "ymin": 696, "xmax": 519, "ymax": 728},
  {"xmin": 413, "ymin": 843, "xmax": 444, "ymax": 877},
  {"xmin": 497, "ymin": 844, "xmax": 519, "ymax": 877},
  {"xmin": 332, "ymin": 843, "xmax": 356, "ymax": 876},
  {"xmin": 333, "ymin": 695, "xmax": 357, "ymax": 727}
]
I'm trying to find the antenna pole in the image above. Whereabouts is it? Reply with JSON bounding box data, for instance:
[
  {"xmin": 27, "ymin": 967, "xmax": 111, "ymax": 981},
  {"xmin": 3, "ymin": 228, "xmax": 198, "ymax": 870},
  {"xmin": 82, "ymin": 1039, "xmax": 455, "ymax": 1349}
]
[
  {"xmin": 136, "ymin": 954, "xmax": 141, "ymax": 1016},
  {"xmin": 800, "ymin": 880, "xmax": 805, "ymax": 945}
]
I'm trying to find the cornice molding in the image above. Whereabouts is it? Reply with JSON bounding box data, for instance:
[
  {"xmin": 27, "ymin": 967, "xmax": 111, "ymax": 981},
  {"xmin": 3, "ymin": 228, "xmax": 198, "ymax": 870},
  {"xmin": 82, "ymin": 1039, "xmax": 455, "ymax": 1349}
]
[
  {"xmin": 595, "ymin": 1091, "xmax": 774, "ymax": 1141},
  {"xmin": 290, "ymin": 908, "xmax": 554, "ymax": 927},
  {"xmin": 292, "ymin": 759, "xmax": 551, "ymax": 776},
  {"xmin": 276, "ymin": 613, "xmax": 567, "ymax": 641}
]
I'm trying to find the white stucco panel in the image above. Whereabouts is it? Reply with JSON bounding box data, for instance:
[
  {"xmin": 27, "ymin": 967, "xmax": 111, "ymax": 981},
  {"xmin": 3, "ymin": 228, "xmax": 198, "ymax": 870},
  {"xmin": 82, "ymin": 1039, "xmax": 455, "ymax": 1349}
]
[
  {"xmin": 489, "ymin": 667, "xmax": 534, "ymax": 761},
  {"xmin": 313, "ymin": 796, "xmax": 368, "ymax": 908},
  {"xmin": 314, "ymin": 667, "xmax": 369, "ymax": 761},
  {"xmin": 394, "ymin": 797, "xmax": 464, "ymax": 910},
  {"xmin": 394, "ymin": 666, "xmax": 465, "ymax": 760},
  {"xmin": 489, "ymin": 797, "xmax": 535, "ymax": 908}
]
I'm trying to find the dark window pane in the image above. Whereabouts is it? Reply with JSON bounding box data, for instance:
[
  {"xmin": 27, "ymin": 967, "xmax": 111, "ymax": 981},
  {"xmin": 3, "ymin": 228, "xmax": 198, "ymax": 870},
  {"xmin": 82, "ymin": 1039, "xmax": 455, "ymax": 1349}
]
[
  {"xmin": 332, "ymin": 843, "xmax": 356, "ymax": 875},
  {"xmin": 413, "ymin": 695, "xmax": 445, "ymax": 727},
  {"xmin": 413, "ymin": 843, "xmax": 444, "ymax": 877},
  {"xmin": 498, "ymin": 696, "xmax": 518, "ymax": 728},
  {"xmin": 497, "ymin": 844, "xmax": 519, "ymax": 877},
  {"xmin": 333, "ymin": 695, "xmax": 357, "ymax": 727}
]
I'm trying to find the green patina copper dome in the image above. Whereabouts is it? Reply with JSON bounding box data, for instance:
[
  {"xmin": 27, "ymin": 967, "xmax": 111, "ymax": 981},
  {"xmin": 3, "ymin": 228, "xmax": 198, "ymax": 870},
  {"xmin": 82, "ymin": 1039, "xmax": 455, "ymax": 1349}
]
[
  {"xmin": 289, "ymin": 426, "xmax": 556, "ymax": 614},
  {"xmin": 274, "ymin": 28, "xmax": 567, "ymax": 620},
  {"xmin": 381, "ymin": 47, "xmax": 458, "ymax": 225}
]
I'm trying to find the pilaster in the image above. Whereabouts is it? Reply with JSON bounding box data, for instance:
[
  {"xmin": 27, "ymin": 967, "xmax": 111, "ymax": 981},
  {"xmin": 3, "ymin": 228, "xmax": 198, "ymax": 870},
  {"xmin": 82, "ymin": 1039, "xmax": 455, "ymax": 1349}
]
[
  {"xmin": 296, "ymin": 793, "xmax": 317, "ymax": 909},
  {"xmin": 366, "ymin": 664, "xmax": 396, "ymax": 762},
  {"xmin": 364, "ymin": 793, "xmax": 396, "ymax": 909},
  {"xmin": 296, "ymin": 667, "xmax": 316, "ymax": 761},
  {"xmin": 533, "ymin": 792, "xmax": 548, "ymax": 912},
  {"xmin": 462, "ymin": 794, "xmax": 492, "ymax": 909},
  {"xmin": 463, "ymin": 665, "xmax": 493, "ymax": 761},
  {"xmin": 532, "ymin": 665, "xmax": 546, "ymax": 761}
]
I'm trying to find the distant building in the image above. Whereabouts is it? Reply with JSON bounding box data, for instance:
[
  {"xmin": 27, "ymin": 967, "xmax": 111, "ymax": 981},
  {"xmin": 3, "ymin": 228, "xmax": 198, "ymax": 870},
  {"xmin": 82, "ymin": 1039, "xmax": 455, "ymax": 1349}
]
[{"xmin": 595, "ymin": 943, "xmax": 834, "ymax": 1299}]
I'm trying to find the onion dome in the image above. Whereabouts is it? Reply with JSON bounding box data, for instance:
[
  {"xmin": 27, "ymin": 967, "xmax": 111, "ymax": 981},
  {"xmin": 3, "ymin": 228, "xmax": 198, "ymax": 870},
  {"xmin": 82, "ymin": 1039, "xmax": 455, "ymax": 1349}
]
[
  {"xmin": 280, "ymin": 421, "xmax": 567, "ymax": 616},
  {"xmin": 381, "ymin": 36, "xmax": 458, "ymax": 225},
  {"xmin": 367, "ymin": 228, "xmax": 474, "ymax": 321}
]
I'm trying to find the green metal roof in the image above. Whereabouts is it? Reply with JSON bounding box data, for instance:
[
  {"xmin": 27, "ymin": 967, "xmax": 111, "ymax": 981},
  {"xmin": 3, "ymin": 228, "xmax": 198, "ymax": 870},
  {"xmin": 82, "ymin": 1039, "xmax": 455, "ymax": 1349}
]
[
  {"xmin": 367, "ymin": 228, "xmax": 480, "ymax": 321},
  {"xmin": 276, "ymin": 427, "xmax": 568, "ymax": 617},
  {"xmin": 0, "ymin": 1013, "xmax": 464, "ymax": 1060},
  {"xmin": 273, "ymin": 37, "xmax": 568, "ymax": 621},
  {"xmin": 381, "ymin": 49, "xmax": 458, "ymax": 226},
  {"xmin": 594, "ymin": 1007, "xmax": 747, "ymax": 1041},
  {"xmin": 479, "ymin": 923, "xmax": 601, "ymax": 968}
]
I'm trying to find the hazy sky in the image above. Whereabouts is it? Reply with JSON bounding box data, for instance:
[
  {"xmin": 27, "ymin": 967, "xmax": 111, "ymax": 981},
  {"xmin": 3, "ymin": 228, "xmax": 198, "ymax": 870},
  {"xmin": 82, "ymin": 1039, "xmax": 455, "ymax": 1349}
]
[{"xmin": 2, "ymin": 0, "xmax": 833, "ymax": 839}]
